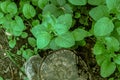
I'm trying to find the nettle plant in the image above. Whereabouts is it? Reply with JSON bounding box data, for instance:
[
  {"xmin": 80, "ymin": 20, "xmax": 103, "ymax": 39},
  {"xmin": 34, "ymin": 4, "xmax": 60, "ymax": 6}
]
[{"xmin": 1, "ymin": 0, "xmax": 120, "ymax": 79}]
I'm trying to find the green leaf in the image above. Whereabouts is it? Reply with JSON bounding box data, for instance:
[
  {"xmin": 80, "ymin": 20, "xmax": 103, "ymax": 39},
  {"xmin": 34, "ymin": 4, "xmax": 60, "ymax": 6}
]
[
  {"xmin": 38, "ymin": 0, "xmax": 49, "ymax": 9},
  {"xmin": 21, "ymin": 32, "xmax": 28, "ymax": 38},
  {"xmin": 28, "ymin": 37, "xmax": 36, "ymax": 47},
  {"xmin": 96, "ymin": 54, "xmax": 107, "ymax": 66},
  {"xmin": 23, "ymin": 3, "xmax": 36, "ymax": 19},
  {"xmin": 0, "ymin": 12, "xmax": 4, "ymax": 18},
  {"xmin": 49, "ymin": 38, "xmax": 61, "ymax": 50},
  {"xmin": 100, "ymin": 59, "xmax": 116, "ymax": 78},
  {"xmin": 104, "ymin": 37, "xmax": 120, "ymax": 51},
  {"xmin": 31, "ymin": 0, "xmax": 38, "ymax": 6},
  {"xmin": 116, "ymin": 27, "xmax": 120, "ymax": 35},
  {"xmin": 88, "ymin": 0, "xmax": 105, "ymax": 5},
  {"xmin": 94, "ymin": 17, "xmax": 114, "ymax": 36},
  {"xmin": 72, "ymin": 28, "xmax": 90, "ymax": 41},
  {"xmin": 93, "ymin": 42, "xmax": 105, "ymax": 55},
  {"xmin": 43, "ymin": 4, "xmax": 63, "ymax": 17},
  {"xmin": 68, "ymin": 0, "xmax": 87, "ymax": 5},
  {"xmin": 7, "ymin": 2, "xmax": 17, "ymax": 14},
  {"xmin": 57, "ymin": 0, "xmax": 66, "ymax": 6},
  {"xmin": 54, "ymin": 23, "xmax": 68, "ymax": 35},
  {"xmin": 32, "ymin": 20, "xmax": 40, "ymax": 26},
  {"xmin": 89, "ymin": 5, "xmax": 109, "ymax": 21},
  {"xmin": 22, "ymin": 49, "xmax": 34, "ymax": 60},
  {"xmin": 37, "ymin": 31, "xmax": 51, "ymax": 49},
  {"xmin": 114, "ymin": 54, "xmax": 120, "ymax": 65},
  {"xmin": 31, "ymin": 25, "xmax": 46, "ymax": 38},
  {"xmin": 0, "ymin": 76, "xmax": 3, "ymax": 80},
  {"xmin": 57, "ymin": 14, "xmax": 72, "ymax": 29},
  {"xmin": 55, "ymin": 32, "xmax": 75, "ymax": 48},
  {"xmin": 63, "ymin": 4, "xmax": 73, "ymax": 14},
  {"xmin": 9, "ymin": 39, "xmax": 16, "ymax": 48},
  {"xmin": 0, "ymin": 0, "xmax": 11, "ymax": 13},
  {"xmin": 106, "ymin": 0, "xmax": 120, "ymax": 11}
]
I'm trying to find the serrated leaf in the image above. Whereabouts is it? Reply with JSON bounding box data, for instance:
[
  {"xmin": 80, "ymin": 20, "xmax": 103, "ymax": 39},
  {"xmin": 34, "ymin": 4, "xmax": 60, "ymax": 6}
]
[
  {"xmin": 72, "ymin": 28, "xmax": 90, "ymax": 41},
  {"xmin": 38, "ymin": 0, "xmax": 49, "ymax": 9},
  {"xmin": 88, "ymin": 0, "xmax": 105, "ymax": 5},
  {"xmin": 9, "ymin": 39, "xmax": 16, "ymax": 48},
  {"xmin": 114, "ymin": 54, "xmax": 120, "ymax": 65},
  {"xmin": 68, "ymin": 0, "xmax": 87, "ymax": 5},
  {"xmin": 105, "ymin": 37, "xmax": 120, "ymax": 51},
  {"xmin": 94, "ymin": 17, "xmax": 114, "ymax": 36},
  {"xmin": 89, "ymin": 5, "xmax": 109, "ymax": 21},
  {"xmin": 23, "ymin": 3, "xmax": 36, "ymax": 19},
  {"xmin": 93, "ymin": 42, "xmax": 105, "ymax": 55},
  {"xmin": 7, "ymin": 2, "xmax": 17, "ymax": 14},
  {"xmin": 28, "ymin": 37, "xmax": 36, "ymax": 47},
  {"xmin": 57, "ymin": 14, "xmax": 72, "ymax": 29},
  {"xmin": 55, "ymin": 32, "xmax": 75, "ymax": 48},
  {"xmin": 37, "ymin": 31, "xmax": 51, "ymax": 49},
  {"xmin": 54, "ymin": 23, "xmax": 68, "ymax": 35},
  {"xmin": 100, "ymin": 59, "xmax": 116, "ymax": 78}
]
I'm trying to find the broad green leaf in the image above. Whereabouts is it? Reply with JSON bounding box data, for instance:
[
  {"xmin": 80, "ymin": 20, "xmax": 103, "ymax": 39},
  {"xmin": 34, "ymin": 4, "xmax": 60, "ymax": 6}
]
[
  {"xmin": 43, "ymin": 4, "xmax": 64, "ymax": 17},
  {"xmin": 57, "ymin": 14, "xmax": 72, "ymax": 29},
  {"xmin": 93, "ymin": 42, "xmax": 105, "ymax": 55},
  {"xmin": 72, "ymin": 28, "xmax": 90, "ymax": 41},
  {"xmin": 23, "ymin": 3, "xmax": 36, "ymax": 19},
  {"xmin": 100, "ymin": 59, "xmax": 116, "ymax": 78},
  {"xmin": 38, "ymin": 0, "xmax": 49, "ymax": 9},
  {"xmin": 54, "ymin": 23, "xmax": 68, "ymax": 35},
  {"xmin": 37, "ymin": 31, "xmax": 51, "ymax": 49},
  {"xmin": 94, "ymin": 17, "xmax": 114, "ymax": 36},
  {"xmin": 15, "ymin": 16, "xmax": 25, "ymax": 31},
  {"xmin": 96, "ymin": 54, "xmax": 107, "ymax": 66},
  {"xmin": 89, "ymin": 5, "xmax": 109, "ymax": 21},
  {"xmin": 28, "ymin": 37, "xmax": 36, "ymax": 47},
  {"xmin": 9, "ymin": 39, "xmax": 16, "ymax": 48},
  {"xmin": 63, "ymin": 4, "xmax": 73, "ymax": 14},
  {"xmin": 88, "ymin": 0, "xmax": 105, "ymax": 5},
  {"xmin": 105, "ymin": 37, "xmax": 120, "ymax": 51},
  {"xmin": 0, "ymin": 0, "xmax": 11, "ymax": 13},
  {"xmin": 57, "ymin": 0, "xmax": 66, "ymax": 6},
  {"xmin": 49, "ymin": 38, "xmax": 61, "ymax": 50},
  {"xmin": 106, "ymin": 0, "xmax": 120, "ymax": 11},
  {"xmin": 68, "ymin": 0, "xmax": 87, "ymax": 5},
  {"xmin": 55, "ymin": 32, "xmax": 75, "ymax": 48},
  {"xmin": 31, "ymin": 25, "xmax": 46, "ymax": 38},
  {"xmin": 114, "ymin": 54, "xmax": 120, "ymax": 65},
  {"xmin": 7, "ymin": 2, "xmax": 17, "ymax": 14}
]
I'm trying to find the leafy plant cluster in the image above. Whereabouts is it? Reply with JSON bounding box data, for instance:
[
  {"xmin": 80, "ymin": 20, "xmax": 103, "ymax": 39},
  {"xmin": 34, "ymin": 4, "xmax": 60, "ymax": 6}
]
[{"xmin": 0, "ymin": 0, "xmax": 120, "ymax": 79}]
